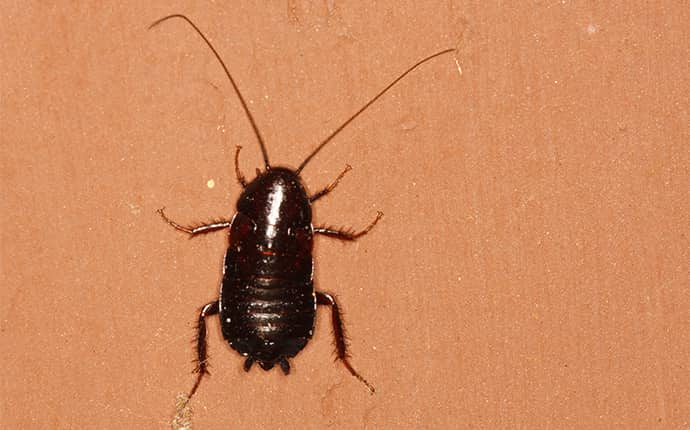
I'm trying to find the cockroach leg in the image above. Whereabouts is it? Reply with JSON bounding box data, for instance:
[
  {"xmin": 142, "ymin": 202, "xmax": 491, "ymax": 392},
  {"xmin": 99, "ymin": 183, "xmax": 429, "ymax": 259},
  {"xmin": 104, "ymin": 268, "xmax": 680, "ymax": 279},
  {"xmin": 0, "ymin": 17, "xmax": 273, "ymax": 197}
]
[
  {"xmin": 189, "ymin": 301, "xmax": 219, "ymax": 399},
  {"xmin": 234, "ymin": 145, "xmax": 247, "ymax": 187},
  {"xmin": 157, "ymin": 208, "xmax": 232, "ymax": 236},
  {"xmin": 316, "ymin": 292, "xmax": 375, "ymax": 394},
  {"xmin": 314, "ymin": 211, "xmax": 383, "ymax": 241},
  {"xmin": 309, "ymin": 164, "xmax": 352, "ymax": 202}
]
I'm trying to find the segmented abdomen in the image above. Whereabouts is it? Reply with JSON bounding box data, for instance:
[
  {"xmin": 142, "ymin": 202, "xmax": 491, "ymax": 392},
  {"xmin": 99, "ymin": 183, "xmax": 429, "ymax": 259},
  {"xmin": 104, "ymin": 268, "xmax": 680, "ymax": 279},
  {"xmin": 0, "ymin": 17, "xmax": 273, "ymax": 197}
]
[{"xmin": 219, "ymin": 213, "xmax": 315, "ymax": 365}]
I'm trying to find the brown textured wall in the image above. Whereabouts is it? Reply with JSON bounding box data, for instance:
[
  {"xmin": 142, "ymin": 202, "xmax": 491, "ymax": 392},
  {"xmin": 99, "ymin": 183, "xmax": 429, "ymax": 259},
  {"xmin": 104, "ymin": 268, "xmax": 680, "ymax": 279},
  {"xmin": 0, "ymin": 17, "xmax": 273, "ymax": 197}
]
[{"xmin": 2, "ymin": 2, "xmax": 688, "ymax": 429}]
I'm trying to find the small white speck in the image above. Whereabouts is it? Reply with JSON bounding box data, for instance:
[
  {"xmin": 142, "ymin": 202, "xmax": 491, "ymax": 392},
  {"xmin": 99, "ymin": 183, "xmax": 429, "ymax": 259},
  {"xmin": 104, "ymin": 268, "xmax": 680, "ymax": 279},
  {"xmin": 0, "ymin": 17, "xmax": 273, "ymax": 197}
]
[
  {"xmin": 454, "ymin": 57, "xmax": 463, "ymax": 76},
  {"xmin": 207, "ymin": 179, "xmax": 215, "ymax": 189},
  {"xmin": 586, "ymin": 24, "xmax": 597, "ymax": 35},
  {"xmin": 225, "ymin": 318, "xmax": 231, "ymax": 323}
]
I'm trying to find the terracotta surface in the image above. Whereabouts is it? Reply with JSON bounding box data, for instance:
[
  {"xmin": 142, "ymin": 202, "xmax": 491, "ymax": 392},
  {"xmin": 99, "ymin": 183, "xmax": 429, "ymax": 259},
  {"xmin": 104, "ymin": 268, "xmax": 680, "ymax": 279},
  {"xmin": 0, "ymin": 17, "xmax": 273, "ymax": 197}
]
[{"xmin": 2, "ymin": 2, "xmax": 688, "ymax": 429}]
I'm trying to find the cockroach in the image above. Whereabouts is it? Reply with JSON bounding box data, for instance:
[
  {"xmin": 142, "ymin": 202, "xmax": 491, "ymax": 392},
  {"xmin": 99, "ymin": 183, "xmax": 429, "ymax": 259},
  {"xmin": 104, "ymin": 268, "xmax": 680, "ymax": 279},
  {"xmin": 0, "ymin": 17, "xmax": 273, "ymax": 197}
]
[{"xmin": 150, "ymin": 14, "xmax": 454, "ymax": 400}]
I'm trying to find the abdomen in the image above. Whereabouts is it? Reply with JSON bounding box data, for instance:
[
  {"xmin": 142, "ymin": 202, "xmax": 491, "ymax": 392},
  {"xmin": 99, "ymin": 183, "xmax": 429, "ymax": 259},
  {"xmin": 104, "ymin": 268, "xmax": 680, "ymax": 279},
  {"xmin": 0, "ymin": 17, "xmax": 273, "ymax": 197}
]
[{"xmin": 219, "ymin": 213, "xmax": 315, "ymax": 368}]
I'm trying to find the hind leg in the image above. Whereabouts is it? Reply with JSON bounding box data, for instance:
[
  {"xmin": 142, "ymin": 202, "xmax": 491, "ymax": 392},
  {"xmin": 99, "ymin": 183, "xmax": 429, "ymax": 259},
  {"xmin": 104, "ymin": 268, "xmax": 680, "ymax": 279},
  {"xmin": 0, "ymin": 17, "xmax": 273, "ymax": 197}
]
[
  {"xmin": 316, "ymin": 292, "xmax": 375, "ymax": 393},
  {"xmin": 188, "ymin": 301, "xmax": 219, "ymax": 399}
]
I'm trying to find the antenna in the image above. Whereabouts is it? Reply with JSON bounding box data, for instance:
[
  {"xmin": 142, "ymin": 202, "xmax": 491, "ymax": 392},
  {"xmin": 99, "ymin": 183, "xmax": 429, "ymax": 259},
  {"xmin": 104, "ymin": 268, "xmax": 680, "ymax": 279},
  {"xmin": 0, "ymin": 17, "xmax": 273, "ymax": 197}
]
[
  {"xmin": 296, "ymin": 48, "xmax": 456, "ymax": 174},
  {"xmin": 149, "ymin": 14, "xmax": 272, "ymax": 169}
]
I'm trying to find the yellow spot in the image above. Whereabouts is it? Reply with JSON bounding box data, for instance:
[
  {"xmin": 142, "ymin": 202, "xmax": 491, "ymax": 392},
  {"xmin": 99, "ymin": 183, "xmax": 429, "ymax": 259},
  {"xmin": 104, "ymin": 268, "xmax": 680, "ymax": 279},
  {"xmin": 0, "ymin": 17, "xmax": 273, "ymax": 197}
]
[{"xmin": 207, "ymin": 179, "xmax": 215, "ymax": 189}]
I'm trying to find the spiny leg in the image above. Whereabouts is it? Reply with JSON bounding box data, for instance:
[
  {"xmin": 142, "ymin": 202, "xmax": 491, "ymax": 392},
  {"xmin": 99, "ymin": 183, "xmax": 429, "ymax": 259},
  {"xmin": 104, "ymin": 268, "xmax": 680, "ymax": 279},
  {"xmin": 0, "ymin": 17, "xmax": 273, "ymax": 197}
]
[
  {"xmin": 314, "ymin": 211, "xmax": 383, "ymax": 241},
  {"xmin": 316, "ymin": 292, "xmax": 375, "ymax": 394},
  {"xmin": 157, "ymin": 207, "xmax": 231, "ymax": 236},
  {"xmin": 188, "ymin": 301, "xmax": 219, "ymax": 400},
  {"xmin": 234, "ymin": 145, "xmax": 247, "ymax": 187},
  {"xmin": 310, "ymin": 164, "xmax": 352, "ymax": 202}
]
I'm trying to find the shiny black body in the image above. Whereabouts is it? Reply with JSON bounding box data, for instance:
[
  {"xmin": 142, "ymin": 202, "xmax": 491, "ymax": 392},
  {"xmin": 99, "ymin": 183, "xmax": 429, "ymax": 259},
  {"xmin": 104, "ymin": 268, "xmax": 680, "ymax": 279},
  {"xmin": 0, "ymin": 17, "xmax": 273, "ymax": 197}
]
[
  {"xmin": 221, "ymin": 168, "xmax": 315, "ymax": 370},
  {"xmin": 150, "ymin": 13, "xmax": 454, "ymax": 401}
]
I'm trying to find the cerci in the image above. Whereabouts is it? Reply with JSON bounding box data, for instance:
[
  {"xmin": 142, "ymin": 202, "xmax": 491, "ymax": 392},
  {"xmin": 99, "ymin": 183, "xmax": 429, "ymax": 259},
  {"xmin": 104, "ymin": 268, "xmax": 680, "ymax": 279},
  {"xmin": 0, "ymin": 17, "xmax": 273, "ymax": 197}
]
[{"xmin": 150, "ymin": 14, "xmax": 454, "ymax": 400}]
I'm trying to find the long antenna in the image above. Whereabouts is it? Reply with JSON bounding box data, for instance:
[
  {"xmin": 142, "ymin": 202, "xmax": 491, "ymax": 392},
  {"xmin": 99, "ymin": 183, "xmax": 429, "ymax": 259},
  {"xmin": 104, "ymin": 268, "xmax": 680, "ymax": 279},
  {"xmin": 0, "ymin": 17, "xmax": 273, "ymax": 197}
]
[
  {"xmin": 149, "ymin": 14, "xmax": 271, "ymax": 169},
  {"xmin": 296, "ymin": 48, "xmax": 456, "ymax": 174}
]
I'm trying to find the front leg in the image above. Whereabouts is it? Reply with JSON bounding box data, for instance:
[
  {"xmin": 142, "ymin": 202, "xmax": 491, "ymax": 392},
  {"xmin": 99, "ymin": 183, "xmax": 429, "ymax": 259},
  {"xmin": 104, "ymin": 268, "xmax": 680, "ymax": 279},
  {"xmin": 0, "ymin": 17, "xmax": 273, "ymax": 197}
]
[
  {"xmin": 234, "ymin": 145, "xmax": 247, "ymax": 187},
  {"xmin": 157, "ymin": 207, "xmax": 232, "ymax": 236},
  {"xmin": 316, "ymin": 292, "xmax": 375, "ymax": 394},
  {"xmin": 309, "ymin": 164, "xmax": 351, "ymax": 202}
]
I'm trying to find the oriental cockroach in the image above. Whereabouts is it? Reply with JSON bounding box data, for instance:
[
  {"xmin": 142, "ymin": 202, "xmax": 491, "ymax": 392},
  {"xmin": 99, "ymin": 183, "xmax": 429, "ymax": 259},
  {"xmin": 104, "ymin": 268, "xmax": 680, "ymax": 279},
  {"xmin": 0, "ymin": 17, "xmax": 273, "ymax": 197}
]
[{"xmin": 150, "ymin": 13, "xmax": 454, "ymax": 401}]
